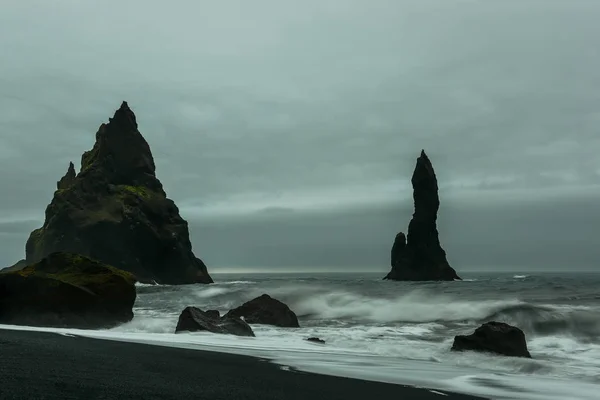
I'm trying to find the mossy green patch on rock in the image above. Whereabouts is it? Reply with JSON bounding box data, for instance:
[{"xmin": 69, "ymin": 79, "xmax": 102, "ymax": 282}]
[
  {"xmin": 117, "ymin": 185, "xmax": 151, "ymax": 199},
  {"xmin": 80, "ymin": 142, "xmax": 100, "ymax": 173},
  {"xmin": 0, "ymin": 252, "xmax": 136, "ymax": 329},
  {"xmin": 17, "ymin": 252, "xmax": 136, "ymax": 287}
]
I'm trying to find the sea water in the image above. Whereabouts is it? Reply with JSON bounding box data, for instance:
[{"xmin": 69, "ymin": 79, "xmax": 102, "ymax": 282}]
[{"xmin": 3, "ymin": 272, "xmax": 600, "ymax": 399}]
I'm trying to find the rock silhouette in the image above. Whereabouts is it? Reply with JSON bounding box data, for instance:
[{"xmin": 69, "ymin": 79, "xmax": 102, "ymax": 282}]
[
  {"xmin": 0, "ymin": 252, "xmax": 136, "ymax": 329},
  {"xmin": 18, "ymin": 101, "xmax": 212, "ymax": 284},
  {"xmin": 175, "ymin": 307, "xmax": 255, "ymax": 336},
  {"xmin": 385, "ymin": 150, "xmax": 460, "ymax": 281},
  {"xmin": 451, "ymin": 321, "xmax": 532, "ymax": 358},
  {"xmin": 56, "ymin": 162, "xmax": 76, "ymax": 190},
  {"xmin": 226, "ymin": 294, "xmax": 300, "ymax": 328}
]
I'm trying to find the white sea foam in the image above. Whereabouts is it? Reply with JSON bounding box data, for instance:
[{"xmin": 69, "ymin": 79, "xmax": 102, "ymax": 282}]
[
  {"xmin": 192, "ymin": 287, "xmax": 231, "ymax": 298},
  {"xmin": 135, "ymin": 282, "xmax": 160, "ymax": 287},
  {"xmin": 428, "ymin": 390, "xmax": 448, "ymax": 396},
  {"xmin": 284, "ymin": 287, "xmax": 527, "ymax": 323},
  {"xmin": 4, "ymin": 274, "xmax": 600, "ymax": 399},
  {"xmin": 1, "ymin": 323, "xmax": 599, "ymax": 400}
]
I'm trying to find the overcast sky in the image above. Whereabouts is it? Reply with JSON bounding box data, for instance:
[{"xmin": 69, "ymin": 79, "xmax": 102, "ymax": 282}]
[{"xmin": 1, "ymin": 0, "xmax": 600, "ymax": 273}]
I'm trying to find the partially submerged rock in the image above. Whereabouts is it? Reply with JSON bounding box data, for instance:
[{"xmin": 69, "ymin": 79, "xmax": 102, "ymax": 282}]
[
  {"xmin": 451, "ymin": 321, "xmax": 532, "ymax": 358},
  {"xmin": 0, "ymin": 252, "xmax": 136, "ymax": 329},
  {"xmin": 385, "ymin": 150, "xmax": 460, "ymax": 281},
  {"xmin": 225, "ymin": 294, "xmax": 300, "ymax": 328},
  {"xmin": 306, "ymin": 337, "xmax": 325, "ymax": 344},
  {"xmin": 175, "ymin": 307, "xmax": 255, "ymax": 337},
  {"xmin": 18, "ymin": 101, "xmax": 212, "ymax": 285}
]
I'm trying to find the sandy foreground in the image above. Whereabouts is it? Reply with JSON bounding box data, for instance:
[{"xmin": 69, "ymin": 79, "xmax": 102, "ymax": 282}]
[{"xmin": 0, "ymin": 329, "xmax": 487, "ymax": 400}]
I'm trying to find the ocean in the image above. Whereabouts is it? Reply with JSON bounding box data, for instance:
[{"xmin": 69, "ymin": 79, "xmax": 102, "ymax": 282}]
[{"xmin": 3, "ymin": 271, "xmax": 600, "ymax": 399}]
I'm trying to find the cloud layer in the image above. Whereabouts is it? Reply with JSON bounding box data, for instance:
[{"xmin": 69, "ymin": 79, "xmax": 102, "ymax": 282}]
[{"xmin": 1, "ymin": 0, "xmax": 599, "ymax": 270}]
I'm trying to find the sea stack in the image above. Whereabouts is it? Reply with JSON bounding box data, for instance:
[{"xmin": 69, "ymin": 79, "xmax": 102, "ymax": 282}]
[
  {"xmin": 384, "ymin": 150, "xmax": 460, "ymax": 281},
  {"xmin": 18, "ymin": 101, "xmax": 213, "ymax": 285}
]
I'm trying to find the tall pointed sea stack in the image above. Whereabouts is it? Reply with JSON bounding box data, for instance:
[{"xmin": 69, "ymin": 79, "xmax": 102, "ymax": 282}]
[
  {"xmin": 21, "ymin": 101, "xmax": 213, "ymax": 284},
  {"xmin": 385, "ymin": 150, "xmax": 460, "ymax": 281}
]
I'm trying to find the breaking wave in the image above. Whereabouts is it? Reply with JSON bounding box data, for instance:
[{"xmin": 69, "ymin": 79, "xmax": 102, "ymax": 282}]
[
  {"xmin": 6, "ymin": 271, "xmax": 600, "ymax": 400},
  {"xmin": 150, "ymin": 281, "xmax": 600, "ymax": 341},
  {"xmin": 288, "ymin": 289, "xmax": 526, "ymax": 323}
]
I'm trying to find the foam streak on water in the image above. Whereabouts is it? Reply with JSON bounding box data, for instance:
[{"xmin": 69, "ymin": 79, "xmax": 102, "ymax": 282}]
[{"xmin": 3, "ymin": 271, "xmax": 600, "ymax": 400}]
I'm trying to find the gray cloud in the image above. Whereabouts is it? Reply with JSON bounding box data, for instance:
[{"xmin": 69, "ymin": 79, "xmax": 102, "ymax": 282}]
[
  {"xmin": 1, "ymin": 0, "xmax": 599, "ymax": 271},
  {"xmin": 185, "ymin": 188, "xmax": 600, "ymax": 273}
]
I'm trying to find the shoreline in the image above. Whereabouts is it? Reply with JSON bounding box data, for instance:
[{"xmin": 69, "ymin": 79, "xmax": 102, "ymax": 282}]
[{"xmin": 0, "ymin": 328, "xmax": 486, "ymax": 400}]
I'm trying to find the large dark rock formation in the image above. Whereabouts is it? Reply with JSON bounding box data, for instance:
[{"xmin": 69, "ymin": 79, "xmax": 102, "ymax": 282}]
[
  {"xmin": 17, "ymin": 101, "xmax": 212, "ymax": 285},
  {"xmin": 451, "ymin": 321, "xmax": 532, "ymax": 358},
  {"xmin": 385, "ymin": 150, "xmax": 460, "ymax": 281},
  {"xmin": 225, "ymin": 294, "xmax": 300, "ymax": 328},
  {"xmin": 0, "ymin": 252, "xmax": 136, "ymax": 329},
  {"xmin": 175, "ymin": 307, "xmax": 255, "ymax": 336}
]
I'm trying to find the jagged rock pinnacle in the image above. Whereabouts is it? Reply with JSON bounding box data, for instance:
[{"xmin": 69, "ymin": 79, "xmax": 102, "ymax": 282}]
[
  {"xmin": 79, "ymin": 101, "xmax": 158, "ymax": 191},
  {"xmin": 56, "ymin": 162, "xmax": 76, "ymax": 190},
  {"xmin": 20, "ymin": 102, "xmax": 213, "ymax": 285},
  {"xmin": 385, "ymin": 150, "xmax": 460, "ymax": 281},
  {"xmin": 108, "ymin": 101, "xmax": 138, "ymax": 129}
]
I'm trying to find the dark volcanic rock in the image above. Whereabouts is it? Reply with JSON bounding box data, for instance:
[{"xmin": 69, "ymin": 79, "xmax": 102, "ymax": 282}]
[
  {"xmin": 385, "ymin": 150, "xmax": 460, "ymax": 281},
  {"xmin": 0, "ymin": 252, "xmax": 136, "ymax": 329},
  {"xmin": 205, "ymin": 309, "xmax": 220, "ymax": 319},
  {"xmin": 451, "ymin": 321, "xmax": 531, "ymax": 358},
  {"xmin": 225, "ymin": 294, "xmax": 300, "ymax": 328},
  {"xmin": 306, "ymin": 337, "xmax": 325, "ymax": 344},
  {"xmin": 56, "ymin": 162, "xmax": 76, "ymax": 190},
  {"xmin": 1, "ymin": 259, "xmax": 28, "ymax": 273},
  {"xmin": 390, "ymin": 232, "xmax": 406, "ymax": 269},
  {"xmin": 18, "ymin": 101, "xmax": 213, "ymax": 285},
  {"xmin": 175, "ymin": 307, "xmax": 255, "ymax": 337}
]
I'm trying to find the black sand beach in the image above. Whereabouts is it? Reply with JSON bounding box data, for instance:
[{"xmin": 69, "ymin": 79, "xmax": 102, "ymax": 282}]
[{"xmin": 0, "ymin": 329, "xmax": 485, "ymax": 400}]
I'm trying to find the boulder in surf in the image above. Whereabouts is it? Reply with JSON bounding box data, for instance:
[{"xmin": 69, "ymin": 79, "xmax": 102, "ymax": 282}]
[
  {"xmin": 225, "ymin": 294, "xmax": 300, "ymax": 328},
  {"xmin": 175, "ymin": 306, "xmax": 255, "ymax": 337},
  {"xmin": 451, "ymin": 321, "xmax": 532, "ymax": 358},
  {"xmin": 0, "ymin": 252, "xmax": 136, "ymax": 329}
]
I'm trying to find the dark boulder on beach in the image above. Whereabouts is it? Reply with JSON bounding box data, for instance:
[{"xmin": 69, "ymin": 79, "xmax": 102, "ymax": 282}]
[
  {"xmin": 226, "ymin": 294, "xmax": 300, "ymax": 328},
  {"xmin": 451, "ymin": 321, "xmax": 532, "ymax": 358},
  {"xmin": 0, "ymin": 252, "xmax": 136, "ymax": 329},
  {"xmin": 175, "ymin": 306, "xmax": 255, "ymax": 337},
  {"xmin": 385, "ymin": 150, "xmax": 460, "ymax": 281},
  {"xmin": 14, "ymin": 101, "xmax": 212, "ymax": 285}
]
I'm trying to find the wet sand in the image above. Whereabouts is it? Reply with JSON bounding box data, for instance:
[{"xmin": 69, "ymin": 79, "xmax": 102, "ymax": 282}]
[{"xmin": 0, "ymin": 329, "xmax": 486, "ymax": 400}]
